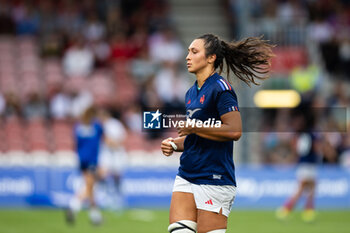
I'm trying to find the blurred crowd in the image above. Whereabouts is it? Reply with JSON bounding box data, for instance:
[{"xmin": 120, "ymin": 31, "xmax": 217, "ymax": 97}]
[
  {"xmin": 228, "ymin": 0, "xmax": 350, "ymax": 166},
  {"xmin": 0, "ymin": 0, "xmax": 349, "ymax": 166},
  {"xmin": 0, "ymin": 0, "xmax": 190, "ymax": 153}
]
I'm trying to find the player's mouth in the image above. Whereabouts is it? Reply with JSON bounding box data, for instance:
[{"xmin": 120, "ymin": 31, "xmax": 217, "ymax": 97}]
[{"xmin": 187, "ymin": 63, "xmax": 192, "ymax": 68}]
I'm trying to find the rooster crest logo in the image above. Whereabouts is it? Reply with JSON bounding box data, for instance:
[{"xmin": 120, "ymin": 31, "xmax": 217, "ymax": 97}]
[{"xmin": 200, "ymin": 95, "xmax": 205, "ymax": 104}]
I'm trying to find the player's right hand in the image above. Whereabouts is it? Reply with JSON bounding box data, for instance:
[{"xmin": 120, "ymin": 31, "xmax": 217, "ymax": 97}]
[{"xmin": 161, "ymin": 137, "xmax": 175, "ymax": 157}]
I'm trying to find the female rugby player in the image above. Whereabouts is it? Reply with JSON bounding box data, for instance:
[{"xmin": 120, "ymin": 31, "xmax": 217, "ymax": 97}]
[
  {"xmin": 66, "ymin": 106, "xmax": 104, "ymax": 225},
  {"xmin": 161, "ymin": 34, "xmax": 274, "ymax": 233},
  {"xmin": 276, "ymin": 113, "xmax": 321, "ymax": 222}
]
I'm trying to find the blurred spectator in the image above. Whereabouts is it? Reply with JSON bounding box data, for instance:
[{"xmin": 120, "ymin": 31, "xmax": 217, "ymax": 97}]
[
  {"xmin": 3, "ymin": 92, "xmax": 21, "ymax": 118},
  {"xmin": 327, "ymin": 81, "xmax": 349, "ymax": 107},
  {"xmin": 290, "ymin": 64, "xmax": 321, "ymax": 94},
  {"xmin": 62, "ymin": 36, "xmax": 94, "ymax": 77},
  {"xmin": 321, "ymin": 133, "xmax": 339, "ymax": 163},
  {"xmin": 130, "ymin": 47, "xmax": 157, "ymax": 84},
  {"xmin": 90, "ymin": 38, "xmax": 111, "ymax": 67},
  {"xmin": 146, "ymin": 0, "xmax": 172, "ymax": 33},
  {"xmin": 276, "ymin": 0, "xmax": 308, "ymax": 25},
  {"xmin": 260, "ymin": 108, "xmax": 295, "ymax": 164},
  {"xmin": 122, "ymin": 105, "xmax": 142, "ymax": 133},
  {"xmin": 12, "ymin": 1, "xmax": 40, "ymax": 35},
  {"xmin": 109, "ymin": 31, "xmax": 137, "ymax": 61},
  {"xmin": 23, "ymin": 92, "xmax": 48, "ymax": 120},
  {"xmin": 307, "ymin": 17, "xmax": 334, "ymax": 44},
  {"xmin": 131, "ymin": 26, "xmax": 149, "ymax": 53},
  {"xmin": 57, "ymin": 0, "xmax": 83, "ymax": 35},
  {"xmin": 82, "ymin": 12, "xmax": 106, "ymax": 43},
  {"xmin": 153, "ymin": 62, "xmax": 189, "ymax": 111},
  {"xmin": 49, "ymin": 85, "xmax": 71, "ymax": 120},
  {"xmin": 149, "ymin": 27, "xmax": 184, "ymax": 65},
  {"xmin": 139, "ymin": 76, "xmax": 163, "ymax": 110},
  {"xmin": 105, "ymin": 6, "xmax": 124, "ymax": 36},
  {"xmin": 69, "ymin": 90, "xmax": 93, "ymax": 119}
]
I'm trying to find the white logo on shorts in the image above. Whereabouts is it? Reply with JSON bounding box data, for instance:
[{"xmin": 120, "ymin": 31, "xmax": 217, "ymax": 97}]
[{"xmin": 213, "ymin": 174, "xmax": 222, "ymax": 179}]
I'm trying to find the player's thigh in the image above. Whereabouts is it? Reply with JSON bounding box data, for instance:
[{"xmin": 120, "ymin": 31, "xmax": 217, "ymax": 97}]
[
  {"xmin": 169, "ymin": 192, "xmax": 197, "ymax": 223},
  {"xmin": 197, "ymin": 209, "xmax": 227, "ymax": 233},
  {"xmin": 303, "ymin": 180, "xmax": 316, "ymax": 192},
  {"xmin": 83, "ymin": 171, "xmax": 96, "ymax": 190}
]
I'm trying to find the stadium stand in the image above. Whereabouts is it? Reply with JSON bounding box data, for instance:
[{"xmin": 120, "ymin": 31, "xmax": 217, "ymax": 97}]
[
  {"xmin": 226, "ymin": 0, "xmax": 350, "ymax": 165},
  {"xmin": 0, "ymin": 0, "xmax": 348, "ymax": 168},
  {"xmin": 0, "ymin": 0, "xmax": 178, "ymax": 165}
]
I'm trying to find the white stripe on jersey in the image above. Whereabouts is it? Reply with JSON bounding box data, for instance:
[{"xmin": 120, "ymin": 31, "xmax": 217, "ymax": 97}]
[{"xmin": 219, "ymin": 79, "xmax": 229, "ymax": 90}]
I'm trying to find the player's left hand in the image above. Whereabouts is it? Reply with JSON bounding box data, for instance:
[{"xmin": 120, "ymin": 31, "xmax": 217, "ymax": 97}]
[{"xmin": 161, "ymin": 137, "xmax": 175, "ymax": 156}]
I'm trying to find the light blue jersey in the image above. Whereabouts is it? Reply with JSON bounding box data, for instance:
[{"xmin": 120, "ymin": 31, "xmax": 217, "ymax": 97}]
[{"xmin": 74, "ymin": 120, "xmax": 103, "ymax": 165}]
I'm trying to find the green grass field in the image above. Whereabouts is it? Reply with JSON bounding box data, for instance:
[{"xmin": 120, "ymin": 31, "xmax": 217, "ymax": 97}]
[{"xmin": 0, "ymin": 209, "xmax": 349, "ymax": 233}]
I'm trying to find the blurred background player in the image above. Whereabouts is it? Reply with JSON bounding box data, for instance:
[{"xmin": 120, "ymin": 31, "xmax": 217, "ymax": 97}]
[
  {"xmin": 97, "ymin": 108, "xmax": 127, "ymax": 212},
  {"xmin": 66, "ymin": 106, "xmax": 104, "ymax": 225},
  {"xmin": 161, "ymin": 34, "xmax": 274, "ymax": 233},
  {"xmin": 276, "ymin": 110, "xmax": 321, "ymax": 222}
]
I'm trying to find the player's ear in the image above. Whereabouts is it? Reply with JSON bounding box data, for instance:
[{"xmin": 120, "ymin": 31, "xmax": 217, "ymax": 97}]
[{"xmin": 207, "ymin": 54, "xmax": 216, "ymax": 64}]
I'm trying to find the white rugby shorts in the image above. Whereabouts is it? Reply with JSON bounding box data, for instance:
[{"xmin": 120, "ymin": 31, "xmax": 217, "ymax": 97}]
[
  {"xmin": 296, "ymin": 164, "xmax": 317, "ymax": 181},
  {"xmin": 172, "ymin": 176, "xmax": 236, "ymax": 217}
]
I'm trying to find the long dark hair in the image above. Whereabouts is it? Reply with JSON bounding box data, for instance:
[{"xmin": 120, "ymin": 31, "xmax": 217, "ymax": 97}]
[{"xmin": 197, "ymin": 34, "xmax": 275, "ymax": 86}]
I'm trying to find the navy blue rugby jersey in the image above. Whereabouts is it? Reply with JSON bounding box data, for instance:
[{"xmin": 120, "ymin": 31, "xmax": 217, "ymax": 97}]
[
  {"xmin": 178, "ymin": 72, "xmax": 239, "ymax": 186},
  {"xmin": 296, "ymin": 132, "xmax": 321, "ymax": 164}
]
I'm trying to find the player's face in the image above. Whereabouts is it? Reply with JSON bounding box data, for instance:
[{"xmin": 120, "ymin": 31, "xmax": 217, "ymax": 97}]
[{"xmin": 186, "ymin": 39, "xmax": 210, "ymax": 74}]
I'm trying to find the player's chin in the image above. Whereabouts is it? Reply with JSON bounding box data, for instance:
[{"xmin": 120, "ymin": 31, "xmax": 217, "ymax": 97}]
[{"xmin": 187, "ymin": 67, "xmax": 196, "ymax": 73}]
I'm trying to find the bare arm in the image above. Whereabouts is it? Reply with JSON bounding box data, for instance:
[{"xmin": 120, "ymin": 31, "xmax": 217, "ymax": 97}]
[{"xmin": 177, "ymin": 111, "xmax": 242, "ymax": 142}]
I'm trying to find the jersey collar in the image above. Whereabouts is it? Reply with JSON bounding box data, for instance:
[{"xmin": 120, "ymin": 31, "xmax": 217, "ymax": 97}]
[{"xmin": 195, "ymin": 72, "xmax": 218, "ymax": 91}]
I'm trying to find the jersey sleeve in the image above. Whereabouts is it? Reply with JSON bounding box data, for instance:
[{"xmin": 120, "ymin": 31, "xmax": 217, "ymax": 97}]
[
  {"xmin": 97, "ymin": 122, "xmax": 104, "ymax": 137},
  {"xmin": 216, "ymin": 90, "xmax": 239, "ymax": 117}
]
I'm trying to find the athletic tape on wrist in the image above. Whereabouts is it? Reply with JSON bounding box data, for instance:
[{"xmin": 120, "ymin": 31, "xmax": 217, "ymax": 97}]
[{"xmin": 169, "ymin": 141, "xmax": 178, "ymax": 151}]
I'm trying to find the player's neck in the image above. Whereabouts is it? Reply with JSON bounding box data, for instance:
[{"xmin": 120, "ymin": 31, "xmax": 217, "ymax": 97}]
[{"xmin": 196, "ymin": 68, "xmax": 215, "ymax": 88}]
